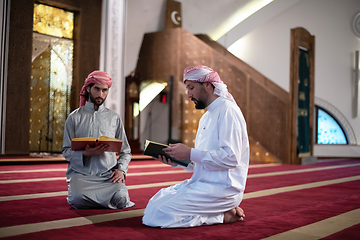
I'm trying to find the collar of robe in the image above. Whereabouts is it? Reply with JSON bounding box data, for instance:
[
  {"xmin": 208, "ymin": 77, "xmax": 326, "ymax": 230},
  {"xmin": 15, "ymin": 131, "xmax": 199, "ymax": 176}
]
[
  {"xmin": 207, "ymin": 97, "xmax": 222, "ymax": 112},
  {"xmin": 84, "ymin": 101, "xmax": 106, "ymax": 112}
]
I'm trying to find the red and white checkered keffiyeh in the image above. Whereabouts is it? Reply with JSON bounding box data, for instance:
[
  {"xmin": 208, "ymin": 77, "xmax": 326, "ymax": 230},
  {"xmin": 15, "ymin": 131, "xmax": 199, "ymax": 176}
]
[
  {"xmin": 79, "ymin": 70, "xmax": 112, "ymax": 107},
  {"xmin": 183, "ymin": 65, "xmax": 235, "ymax": 103}
]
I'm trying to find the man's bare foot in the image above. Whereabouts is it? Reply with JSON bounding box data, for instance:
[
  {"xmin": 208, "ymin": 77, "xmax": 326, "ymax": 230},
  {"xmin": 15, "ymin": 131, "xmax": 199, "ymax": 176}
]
[{"xmin": 223, "ymin": 207, "xmax": 245, "ymax": 223}]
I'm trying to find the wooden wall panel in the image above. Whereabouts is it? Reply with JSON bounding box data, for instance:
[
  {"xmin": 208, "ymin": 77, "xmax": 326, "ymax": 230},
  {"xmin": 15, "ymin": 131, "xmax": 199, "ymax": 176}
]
[
  {"xmin": 5, "ymin": 0, "xmax": 101, "ymax": 155},
  {"xmin": 136, "ymin": 28, "xmax": 290, "ymax": 163},
  {"xmin": 212, "ymin": 60, "xmax": 248, "ymax": 117},
  {"xmin": 5, "ymin": 0, "xmax": 34, "ymax": 155},
  {"xmin": 248, "ymin": 80, "xmax": 288, "ymax": 162}
]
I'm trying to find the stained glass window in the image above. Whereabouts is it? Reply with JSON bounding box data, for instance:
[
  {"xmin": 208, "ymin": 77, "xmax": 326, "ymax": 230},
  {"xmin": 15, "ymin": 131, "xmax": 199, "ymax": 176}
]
[
  {"xmin": 33, "ymin": 3, "xmax": 74, "ymax": 39},
  {"xmin": 30, "ymin": 3, "xmax": 74, "ymax": 153},
  {"xmin": 316, "ymin": 108, "xmax": 348, "ymax": 144}
]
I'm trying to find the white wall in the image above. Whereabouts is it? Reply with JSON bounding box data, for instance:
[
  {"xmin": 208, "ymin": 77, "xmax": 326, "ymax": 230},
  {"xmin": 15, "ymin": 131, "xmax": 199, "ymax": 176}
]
[
  {"xmin": 228, "ymin": 0, "xmax": 360, "ymax": 146},
  {"xmin": 124, "ymin": 0, "xmax": 253, "ymax": 76},
  {"xmin": 124, "ymin": 0, "xmax": 166, "ymax": 77},
  {"xmin": 139, "ymin": 94, "xmax": 169, "ymax": 149}
]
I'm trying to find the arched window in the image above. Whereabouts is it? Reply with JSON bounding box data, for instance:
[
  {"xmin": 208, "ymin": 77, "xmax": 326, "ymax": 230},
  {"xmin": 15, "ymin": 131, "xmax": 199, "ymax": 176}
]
[
  {"xmin": 30, "ymin": 3, "xmax": 74, "ymax": 153},
  {"xmin": 315, "ymin": 106, "xmax": 348, "ymax": 144}
]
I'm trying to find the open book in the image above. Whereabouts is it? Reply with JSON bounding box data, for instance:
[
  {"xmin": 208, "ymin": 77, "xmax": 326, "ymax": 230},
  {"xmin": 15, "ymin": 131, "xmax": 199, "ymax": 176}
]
[
  {"xmin": 71, "ymin": 136, "xmax": 123, "ymax": 152},
  {"xmin": 143, "ymin": 140, "xmax": 191, "ymax": 167}
]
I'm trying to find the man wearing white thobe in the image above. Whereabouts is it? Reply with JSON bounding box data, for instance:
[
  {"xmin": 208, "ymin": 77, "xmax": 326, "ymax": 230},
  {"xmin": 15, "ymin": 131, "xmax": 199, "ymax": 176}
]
[{"xmin": 142, "ymin": 66, "xmax": 249, "ymax": 228}]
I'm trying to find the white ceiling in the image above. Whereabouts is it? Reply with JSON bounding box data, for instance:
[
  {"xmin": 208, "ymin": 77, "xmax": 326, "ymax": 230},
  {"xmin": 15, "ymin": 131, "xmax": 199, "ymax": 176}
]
[
  {"xmin": 178, "ymin": 0, "xmax": 303, "ymax": 48},
  {"xmin": 178, "ymin": 0, "xmax": 253, "ymax": 37}
]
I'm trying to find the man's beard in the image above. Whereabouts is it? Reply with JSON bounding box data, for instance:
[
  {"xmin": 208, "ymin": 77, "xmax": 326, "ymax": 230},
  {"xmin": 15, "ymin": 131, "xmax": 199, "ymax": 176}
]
[
  {"xmin": 89, "ymin": 92, "xmax": 106, "ymax": 107},
  {"xmin": 192, "ymin": 98, "xmax": 206, "ymax": 109}
]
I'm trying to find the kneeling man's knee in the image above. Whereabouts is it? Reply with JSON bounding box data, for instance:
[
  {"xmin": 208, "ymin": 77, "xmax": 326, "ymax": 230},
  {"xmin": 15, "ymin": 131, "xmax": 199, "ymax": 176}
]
[{"xmin": 111, "ymin": 189, "xmax": 130, "ymax": 209}]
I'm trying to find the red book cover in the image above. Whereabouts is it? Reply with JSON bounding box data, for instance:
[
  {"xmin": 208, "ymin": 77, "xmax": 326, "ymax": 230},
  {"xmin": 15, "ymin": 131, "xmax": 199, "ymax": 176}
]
[{"xmin": 71, "ymin": 136, "xmax": 123, "ymax": 153}]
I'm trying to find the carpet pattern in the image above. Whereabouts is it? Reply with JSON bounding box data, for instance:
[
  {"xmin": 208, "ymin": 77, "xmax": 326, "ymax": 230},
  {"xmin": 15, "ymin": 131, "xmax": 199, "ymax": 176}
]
[{"xmin": 0, "ymin": 158, "xmax": 360, "ymax": 239}]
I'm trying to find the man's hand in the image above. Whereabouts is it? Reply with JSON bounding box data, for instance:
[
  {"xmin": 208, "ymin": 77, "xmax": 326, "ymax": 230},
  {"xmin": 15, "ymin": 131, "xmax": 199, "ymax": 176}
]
[
  {"xmin": 157, "ymin": 155, "xmax": 177, "ymax": 167},
  {"xmin": 83, "ymin": 144, "xmax": 108, "ymax": 156},
  {"xmin": 162, "ymin": 143, "xmax": 191, "ymax": 161},
  {"xmin": 110, "ymin": 169, "xmax": 125, "ymax": 183}
]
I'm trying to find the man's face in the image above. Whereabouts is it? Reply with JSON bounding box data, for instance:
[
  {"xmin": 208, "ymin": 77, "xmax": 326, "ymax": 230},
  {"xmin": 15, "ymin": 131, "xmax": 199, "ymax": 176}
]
[
  {"xmin": 185, "ymin": 80, "xmax": 208, "ymax": 109},
  {"xmin": 87, "ymin": 84, "xmax": 109, "ymax": 107}
]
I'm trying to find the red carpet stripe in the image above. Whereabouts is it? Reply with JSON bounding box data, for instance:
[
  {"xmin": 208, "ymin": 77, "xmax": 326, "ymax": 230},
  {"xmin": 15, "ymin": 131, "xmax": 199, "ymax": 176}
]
[
  {"xmin": 248, "ymin": 159, "xmax": 360, "ymax": 174},
  {"xmin": 261, "ymin": 209, "xmax": 360, "ymax": 240},
  {"xmin": 0, "ymin": 170, "xmax": 188, "ymax": 183},
  {"xmin": 1, "ymin": 163, "xmax": 359, "ymax": 196},
  {"xmin": 0, "ymin": 177, "xmax": 359, "ymax": 233},
  {"xmin": 1, "ymin": 185, "xmax": 359, "ymax": 239},
  {"xmin": 322, "ymin": 223, "xmax": 360, "ymax": 239},
  {"xmin": 0, "ymin": 187, "xmax": 159, "ymax": 228},
  {"xmin": 246, "ymin": 165, "xmax": 360, "ymax": 192},
  {"xmin": 0, "ymin": 172, "xmax": 193, "ymax": 197},
  {"xmin": 1, "ymin": 174, "xmax": 360, "ymax": 227},
  {"xmin": 0, "ymin": 158, "xmax": 359, "ymax": 239}
]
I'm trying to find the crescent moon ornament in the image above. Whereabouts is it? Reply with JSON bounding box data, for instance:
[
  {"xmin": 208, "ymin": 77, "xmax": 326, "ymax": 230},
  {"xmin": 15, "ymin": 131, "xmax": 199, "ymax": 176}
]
[
  {"xmin": 171, "ymin": 11, "xmax": 181, "ymax": 25},
  {"xmin": 352, "ymin": 11, "xmax": 360, "ymax": 38}
]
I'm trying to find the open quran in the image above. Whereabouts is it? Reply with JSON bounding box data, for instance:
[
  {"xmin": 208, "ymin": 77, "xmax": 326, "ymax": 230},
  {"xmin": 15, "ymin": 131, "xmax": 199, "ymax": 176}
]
[
  {"xmin": 143, "ymin": 140, "xmax": 191, "ymax": 167},
  {"xmin": 71, "ymin": 136, "xmax": 122, "ymax": 153}
]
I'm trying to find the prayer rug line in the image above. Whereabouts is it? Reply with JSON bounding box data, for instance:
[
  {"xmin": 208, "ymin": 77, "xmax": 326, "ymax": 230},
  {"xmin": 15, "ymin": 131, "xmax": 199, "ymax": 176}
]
[
  {"xmin": 247, "ymin": 163, "xmax": 360, "ymax": 178},
  {"xmin": 0, "ymin": 163, "xmax": 171, "ymax": 174},
  {"xmin": 261, "ymin": 208, "xmax": 360, "ymax": 240},
  {"xmin": 317, "ymin": 158, "xmax": 352, "ymax": 163},
  {"xmin": 1, "ymin": 174, "xmax": 360, "ymax": 203},
  {"xmin": 0, "ymin": 176, "xmax": 360, "ymax": 202},
  {"xmin": 1, "ymin": 163, "xmax": 359, "ymax": 184},
  {"xmin": 0, "ymin": 162, "xmax": 282, "ymax": 174},
  {"xmin": 0, "ymin": 170, "xmax": 188, "ymax": 184},
  {"xmin": 1, "ymin": 178, "xmax": 360, "ymax": 238},
  {"xmin": 243, "ymin": 175, "xmax": 360, "ymax": 199},
  {"xmin": 0, "ymin": 181, "xmax": 183, "ymax": 202},
  {"xmin": 0, "ymin": 209, "xmax": 146, "ymax": 238}
]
